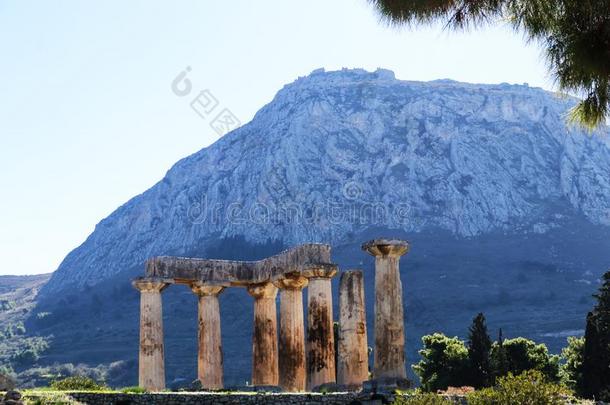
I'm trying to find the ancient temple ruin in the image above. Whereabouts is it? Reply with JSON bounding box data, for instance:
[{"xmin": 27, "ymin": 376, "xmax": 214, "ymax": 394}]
[{"xmin": 132, "ymin": 238, "xmax": 410, "ymax": 392}]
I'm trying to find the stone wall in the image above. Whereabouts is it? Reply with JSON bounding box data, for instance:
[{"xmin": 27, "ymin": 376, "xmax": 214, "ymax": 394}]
[{"xmin": 61, "ymin": 392, "xmax": 374, "ymax": 405}]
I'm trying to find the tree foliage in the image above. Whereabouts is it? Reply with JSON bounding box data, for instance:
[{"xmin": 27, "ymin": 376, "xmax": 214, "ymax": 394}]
[
  {"xmin": 560, "ymin": 336, "xmax": 585, "ymax": 395},
  {"xmin": 581, "ymin": 270, "xmax": 610, "ymax": 400},
  {"xmin": 413, "ymin": 333, "xmax": 470, "ymax": 392},
  {"xmin": 467, "ymin": 313, "xmax": 492, "ymax": 388},
  {"xmin": 369, "ymin": 0, "xmax": 610, "ymax": 128},
  {"xmin": 490, "ymin": 337, "xmax": 561, "ymax": 382}
]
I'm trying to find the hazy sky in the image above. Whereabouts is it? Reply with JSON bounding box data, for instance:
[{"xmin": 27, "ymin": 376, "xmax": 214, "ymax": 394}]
[{"xmin": 0, "ymin": 1, "xmax": 551, "ymax": 276}]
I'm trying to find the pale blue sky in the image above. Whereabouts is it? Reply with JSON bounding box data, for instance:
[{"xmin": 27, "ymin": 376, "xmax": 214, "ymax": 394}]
[{"xmin": 0, "ymin": 1, "xmax": 551, "ymax": 275}]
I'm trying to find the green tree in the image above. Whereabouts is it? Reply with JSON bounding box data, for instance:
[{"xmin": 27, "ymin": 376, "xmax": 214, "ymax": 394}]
[
  {"xmin": 369, "ymin": 0, "xmax": 610, "ymax": 128},
  {"xmin": 560, "ymin": 336, "xmax": 585, "ymax": 395},
  {"xmin": 413, "ymin": 333, "xmax": 470, "ymax": 392},
  {"xmin": 491, "ymin": 328, "xmax": 509, "ymax": 382},
  {"xmin": 490, "ymin": 337, "xmax": 561, "ymax": 382},
  {"xmin": 467, "ymin": 313, "xmax": 492, "ymax": 388},
  {"xmin": 582, "ymin": 270, "xmax": 610, "ymax": 400}
]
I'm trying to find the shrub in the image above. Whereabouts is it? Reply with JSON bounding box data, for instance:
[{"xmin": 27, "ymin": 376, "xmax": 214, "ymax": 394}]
[
  {"xmin": 0, "ymin": 300, "xmax": 15, "ymax": 311},
  {"xmin": 394, "ymin": 392, "xmax": 452, "ymax": 404},
  {"xmin": 22, "ymin": 390, "xmax": 82, "ymax": 405},
  {"xmin": 467, "ymin": 370, "xmax": 569, "ymax": 405},
  {"xmin": 50, "ymin": 375, "xmax": 108, "ymax": 391},
  {"xmin": 120, "ymin": 386, "xmax": 147, "ymax": 394}
]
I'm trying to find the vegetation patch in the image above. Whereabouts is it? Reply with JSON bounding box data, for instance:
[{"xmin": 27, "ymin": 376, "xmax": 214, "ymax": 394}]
[{"xmin": 50, "ymin": 376, "xmax": 108, "ymax": 391}]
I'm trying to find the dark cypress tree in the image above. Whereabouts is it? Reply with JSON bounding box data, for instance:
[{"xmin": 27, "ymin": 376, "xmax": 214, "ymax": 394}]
[
  {"xmin": 467, "ymin": 313, "xmax": 492, "ymax": 388},
  {"xmin": 582, "ymin": 271, "xmax": 610, "ymax": 400},
  {"xmin": 492, "ymin": 328, "xmax": 509, "ymax": 382}
]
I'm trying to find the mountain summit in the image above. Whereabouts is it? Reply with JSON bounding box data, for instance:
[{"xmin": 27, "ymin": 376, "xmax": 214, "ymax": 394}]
[{"xmin": 27, "ymin": 68, "xmax": 610, "ymax": 387}]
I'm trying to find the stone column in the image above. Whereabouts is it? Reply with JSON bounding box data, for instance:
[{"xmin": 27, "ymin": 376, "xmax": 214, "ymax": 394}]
[
  {"xmin": 362, "ymin": 239, "xmax": 410, "ymax": 382},
  {"xmin": 133, "ymin": 277, "xmax": 170, "ymax": 391},
  {"xmin": 274, "ymin": 275, "xmax": 308, "ymax": 392},
  {"xmin": 247, "ymin": 282, "xmax": 279, "ymax": 387},
  {"xmin": 190, "ymin": 282, "xmax": 225, "ymax": 390},
  {"xmin": 337, "ymin": 270, "xmax": 369, "ymax": 388},
  {"xmin": 303, "ymin": 264, "xmax": 338, "ymax": 391}
]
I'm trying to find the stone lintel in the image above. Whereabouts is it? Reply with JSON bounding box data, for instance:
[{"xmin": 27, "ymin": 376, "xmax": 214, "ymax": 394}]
[
  {"xmin": 302, "ymin": 263, "xmax": 338, "ymax": 280},
  {"xmin": 145, "ymin": 244, "xmax": 331, "ymax": 285},
  {"xmin": 362, "ymin": 239, "xmax": 409, "ymax": 257},
  {"xmin": 132, "ymin": 277, "xmax": 173, "ymax": 292}
]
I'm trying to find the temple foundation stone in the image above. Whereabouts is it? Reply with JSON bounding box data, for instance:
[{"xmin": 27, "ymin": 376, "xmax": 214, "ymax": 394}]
[
  {"xmin": 247, "ymin": 282, "xmax": 279, "ymax": 386},
  {"xmin": 304, "ymin": 264, "xmax": 338, "ymax": 390},
  {"xmin": 133, "ymin": 278, "xmax": 170, "ymax": 391},
  {"xmin": 190, "ymin": 282, "xmax": 225, "ymax": 390},
  {"xmin": 362, "ymin": 239, "xmax": 410, "ymax": 387},
  {"xmin": 274, "ymin": 275, "xmax": 308, "ymax": 392},
  {"xmin": 337, "ymin": 270, "xmax": 369, "ymax": 388}
]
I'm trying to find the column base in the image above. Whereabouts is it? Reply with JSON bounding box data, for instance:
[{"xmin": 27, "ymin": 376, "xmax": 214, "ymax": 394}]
[{"xmin": 362, "ymin": 377, "xmax": 411, "ymax": 393}]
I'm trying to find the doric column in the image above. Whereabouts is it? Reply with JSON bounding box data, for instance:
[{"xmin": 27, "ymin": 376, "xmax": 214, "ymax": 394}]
[
  {"xmin": 247, "ymin": 282, "xmax": 279, "ymax": 386},
  {"xmin": 274, "ymin": 275, "xmax": 308, "ymax": 392},
  {"xmin": 190, "ymin": 282, "xmax": 225, "ymax": 390},
  {"xmin": 337, "ymin": 270, "xmax": 369, "ymax": 388},
  {"xmin": 362, "ymin": 239, "xmax": 410, "ymax": 382},
  {"xmin": 132, "ymin": 277, "xmax": 171, "ymax": 391},
  {"xmin": 303, "ymin": 264, "xmax": 338, "ymax": 390}
]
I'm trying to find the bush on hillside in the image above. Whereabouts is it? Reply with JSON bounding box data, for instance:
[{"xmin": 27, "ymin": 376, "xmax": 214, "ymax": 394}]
[
  {"xmin": 120, "ymin": 386, "xmax": 147, "ymax": 394},
  {"xmin": 50, "ymin": 375, "xmax": 108, "ymax": 391},
  {"xmin": 394, "ymin": 392, "xmax": 453, "ymax": 404},
  {"xmin": 467, "ymin": 370, "xmax": 569, "ymax": 405}
]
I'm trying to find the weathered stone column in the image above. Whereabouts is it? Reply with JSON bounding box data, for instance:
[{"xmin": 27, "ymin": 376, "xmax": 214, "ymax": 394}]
[
  {"xmin": 337, "ymin": 270, "xmax": 369, "ymax": 388},
  {"xmin": 362, "ymin": 239, "xmax": 410, "ymax": 383},
  {"xmin": 274, "ymin": 275, "xmax": 308, "ymax": 392},
  {"xmin": 190, "ymin": 282, "xmax": 225, "ymax": 390},
  {"xmin": 247, "ymin": 282, "xmax": 279, "ymax": 387},
  {"xmin": 303, "ymin": 264, "xmax": 338, "ymax": 390},
  {"xmin": 133, "ymin": 277, "xmax": 170, "ymax": 391}
]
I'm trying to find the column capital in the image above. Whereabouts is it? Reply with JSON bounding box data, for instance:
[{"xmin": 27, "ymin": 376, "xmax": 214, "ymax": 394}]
[
  {"xmin": 190, "ymin": 282, "xmax": 224, "ymax": 297},
  {"xmin": 247, "ymin": 282, "xmax": 278, "ymax": 299},
  {"xmin": 362, "ymin": 238, "xmax": 410, "ymax": 257},
  {"xmin": 274, "ymin": 273, "xmax": 308, "ymax": 290},
  {"xmin": 132, "ymin": 277, "xmax": 172, "ymax": 292},
  {"xmin": 302, "ymin": 263, "xmax": 338, "ymax": 280}
]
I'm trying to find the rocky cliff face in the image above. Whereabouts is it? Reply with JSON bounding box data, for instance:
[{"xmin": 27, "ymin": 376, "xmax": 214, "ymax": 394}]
[{"xmin": 42, "ymin": 68, "xmax": 610, "ymax": 294}]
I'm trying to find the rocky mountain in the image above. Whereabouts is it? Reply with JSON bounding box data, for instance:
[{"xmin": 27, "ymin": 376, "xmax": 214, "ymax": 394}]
[{"xmin": 16, "ymin": 68, "xmax": 610, "ymax": 387}]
